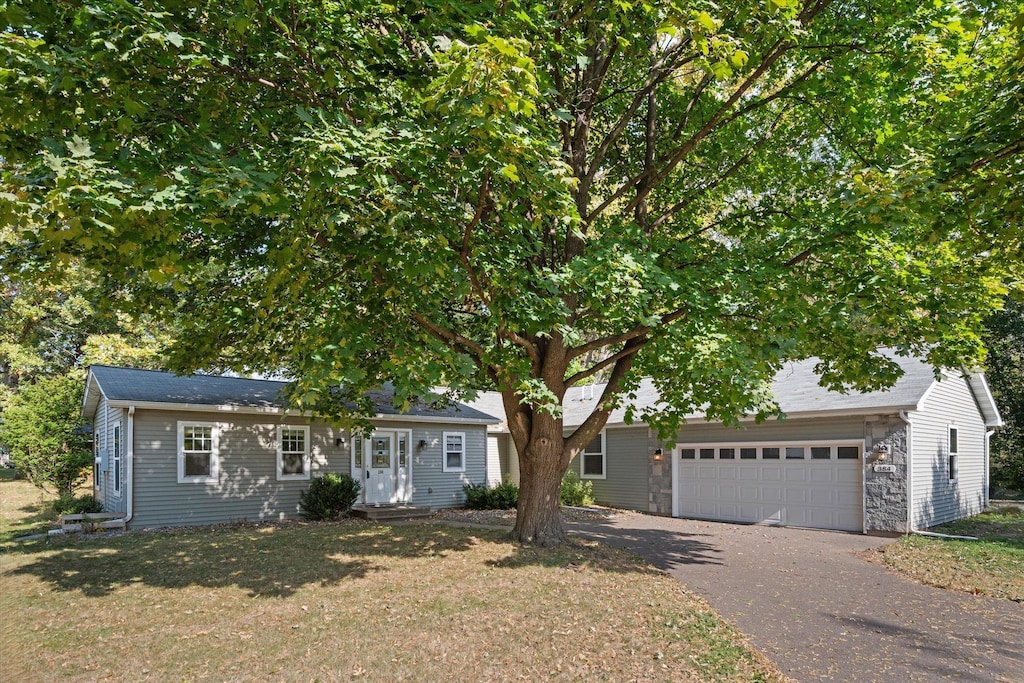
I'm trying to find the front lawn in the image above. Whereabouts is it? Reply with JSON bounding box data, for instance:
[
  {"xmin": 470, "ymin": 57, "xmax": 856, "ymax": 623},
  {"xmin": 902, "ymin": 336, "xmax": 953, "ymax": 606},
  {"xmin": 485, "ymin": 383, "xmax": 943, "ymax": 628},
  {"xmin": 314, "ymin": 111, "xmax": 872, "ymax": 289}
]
[
  {"xmin": 0, "ymin": 489, "xmax": 784, "ymax": 681},
  {"xmin": 872, "ymin": 506, "xmax": 1024, "ymax": 602}
]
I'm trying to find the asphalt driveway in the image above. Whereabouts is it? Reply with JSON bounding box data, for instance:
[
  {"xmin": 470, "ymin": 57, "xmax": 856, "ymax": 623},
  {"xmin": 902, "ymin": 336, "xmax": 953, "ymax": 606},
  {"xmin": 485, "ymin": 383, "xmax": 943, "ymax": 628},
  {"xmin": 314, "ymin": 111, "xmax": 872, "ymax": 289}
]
[{"xmin": 568, "ymin": 513, "xmax": 1024, "ymax": 682}]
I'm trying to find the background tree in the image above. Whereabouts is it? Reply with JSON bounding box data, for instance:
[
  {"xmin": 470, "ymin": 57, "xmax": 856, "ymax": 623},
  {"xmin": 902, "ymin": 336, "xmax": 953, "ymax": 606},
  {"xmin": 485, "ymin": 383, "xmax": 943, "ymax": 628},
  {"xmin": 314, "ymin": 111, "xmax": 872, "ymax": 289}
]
[
  {"xmin": 0, "ymin": 373, "xmax": 92, "ymax": 498},
  {"xmin": 2, "ymin": 1, "xmax": 1021, "ymax": 544},
  {"xmin": 985, "ymin": 297, "xmax": 1024, "ymax": 494}
]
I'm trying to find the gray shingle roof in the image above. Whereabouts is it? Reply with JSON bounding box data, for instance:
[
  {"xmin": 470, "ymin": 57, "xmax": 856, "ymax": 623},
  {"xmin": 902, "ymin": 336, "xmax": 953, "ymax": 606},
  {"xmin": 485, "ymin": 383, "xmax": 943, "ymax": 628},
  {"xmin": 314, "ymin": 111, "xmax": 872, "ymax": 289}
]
[
  {"xmin": 87, "ymin": 366, "xmax": 499, "ymax": 422},
  {"xmin": 466, "ymin": 354, "xmax": 943, "ymax": 428}
]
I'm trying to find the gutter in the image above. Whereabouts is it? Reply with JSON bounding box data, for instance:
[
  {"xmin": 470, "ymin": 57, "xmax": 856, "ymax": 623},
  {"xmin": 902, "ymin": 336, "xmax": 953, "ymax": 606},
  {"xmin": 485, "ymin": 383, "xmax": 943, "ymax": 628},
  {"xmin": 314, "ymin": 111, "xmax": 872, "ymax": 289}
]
[
  {"xmin": 985, "ymin": 429, "xmax": 995, "ymax": 508},
  {"xmin": 125, "ymin": 405, "xmax": 135, "ymax": 526}
]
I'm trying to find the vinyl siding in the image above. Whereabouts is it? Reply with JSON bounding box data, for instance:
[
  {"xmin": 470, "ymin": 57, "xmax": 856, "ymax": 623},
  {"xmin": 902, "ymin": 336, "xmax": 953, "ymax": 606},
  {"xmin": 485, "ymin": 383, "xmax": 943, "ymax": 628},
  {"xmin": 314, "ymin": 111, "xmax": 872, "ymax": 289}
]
[
  {"xmin": 396, "ymin": 421, "xmax": 487, "ymax": 508},
  {"xmin": 676, "ymin": 415, "xmax": 866, "ymax": 443},
  {"xmin": 569, "ymin": 426, "xmax": 651, "ymax": 511},
  {"xmin": 130, "ymin": 410, "xmax": 346, "ymax": 528},
  {"xmin": 93, "ymin": 399, "xmax": 127, "ymax": 515},
  {"xmin": 910, "ymin": 377, "xmax": 987, "ymax": 529},
  {"xmin": 127, "ymin": 412, "xmax": 487, "ymax": 528},
  {"xmin": 486, "ymin": 434, "xmax": 505, "ymax": 487}
]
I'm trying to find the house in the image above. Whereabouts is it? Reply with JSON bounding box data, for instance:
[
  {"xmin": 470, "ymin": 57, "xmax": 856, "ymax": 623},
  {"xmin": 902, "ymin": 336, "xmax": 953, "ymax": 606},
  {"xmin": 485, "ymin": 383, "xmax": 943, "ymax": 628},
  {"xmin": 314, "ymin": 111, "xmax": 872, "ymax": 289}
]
[
  {"xmin": 83, "ymin": 365, "xmax": 499, "ymax": 528},
  {"xmin": 470, "ymin": 355, "xmax": 1003, "ymax": 533}
]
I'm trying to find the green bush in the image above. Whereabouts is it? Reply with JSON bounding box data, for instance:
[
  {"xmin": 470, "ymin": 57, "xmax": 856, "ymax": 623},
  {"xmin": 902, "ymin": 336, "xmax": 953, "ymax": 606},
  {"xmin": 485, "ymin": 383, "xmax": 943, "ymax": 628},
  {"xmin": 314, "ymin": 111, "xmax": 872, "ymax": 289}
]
[
  {"xmin": 560, "ymin": 470, "xmax": 594, "ymax": 507},
  {"xmin": 299, "ymin": 473, "xmax": 361, "ymax": 521},
  {"xmin": 463, "ymin": 480, "xmax": 519, "ymax": 509},
  {"xmin": 53, "ymin": 493, "xmax": 104, "ymax": 515}
]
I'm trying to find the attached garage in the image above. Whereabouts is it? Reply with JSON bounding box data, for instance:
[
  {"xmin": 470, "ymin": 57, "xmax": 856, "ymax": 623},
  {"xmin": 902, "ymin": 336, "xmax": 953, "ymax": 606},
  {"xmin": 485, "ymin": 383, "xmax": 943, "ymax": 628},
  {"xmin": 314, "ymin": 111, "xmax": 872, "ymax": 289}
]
[
  {"xmin": 673, "ymin": 441, "xmax": 863, "ymax": 532},
  {"xmin": 468, "ymin": 353, "xmax": 1004, "ymax": 534}
]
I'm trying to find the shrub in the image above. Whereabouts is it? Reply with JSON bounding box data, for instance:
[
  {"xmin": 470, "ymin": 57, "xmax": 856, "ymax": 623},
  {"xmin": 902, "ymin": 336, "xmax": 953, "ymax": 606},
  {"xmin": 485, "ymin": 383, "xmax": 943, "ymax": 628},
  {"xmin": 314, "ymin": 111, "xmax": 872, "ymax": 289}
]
[
  {"xmin": 463, "ymin": 480, "xmax": 519, "ymax": 509},
  {"xmin": 299, "ymin": 473, "xmax": 361, "ymax": 521},
  {"xmin": 53, "ymin": 493, "xmax": 104, "ymax": 515},
  {"xmin": 560, "ymin": 470, "xmax": 594, "ymax": 507}
]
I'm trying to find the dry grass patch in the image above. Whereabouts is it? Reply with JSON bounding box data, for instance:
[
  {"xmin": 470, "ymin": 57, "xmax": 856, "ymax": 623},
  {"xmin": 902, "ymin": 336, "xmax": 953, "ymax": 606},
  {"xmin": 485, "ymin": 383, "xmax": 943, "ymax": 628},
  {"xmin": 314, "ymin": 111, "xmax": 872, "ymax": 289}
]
[
  {"xmin": 0, "ymin": 469, "xmax": 59, "ymax": 543},
  {"xmin": 1, "ymin": 518, "xmax": 785, "ymax": 682},
  {"xmin": 871, "ymin": 507, "xmax": 1024, "ymax": 602}
]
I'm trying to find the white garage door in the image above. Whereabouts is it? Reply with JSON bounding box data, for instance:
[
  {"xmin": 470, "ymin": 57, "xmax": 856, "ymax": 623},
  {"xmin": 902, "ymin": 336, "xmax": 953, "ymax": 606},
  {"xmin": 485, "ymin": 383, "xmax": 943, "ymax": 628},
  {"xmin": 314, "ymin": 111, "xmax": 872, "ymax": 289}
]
[{"xmin": 674, "ymin": 442, "xmax": 863, "ymax": 532}]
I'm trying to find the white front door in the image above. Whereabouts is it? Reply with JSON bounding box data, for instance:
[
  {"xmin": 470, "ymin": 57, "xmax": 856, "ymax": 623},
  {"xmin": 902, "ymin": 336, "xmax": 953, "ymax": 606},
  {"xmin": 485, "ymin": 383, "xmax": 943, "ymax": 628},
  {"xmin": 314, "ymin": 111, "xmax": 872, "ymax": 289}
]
[{"xmin": 366, "ymin": 434, "xmax": 395, "ymax": 505}]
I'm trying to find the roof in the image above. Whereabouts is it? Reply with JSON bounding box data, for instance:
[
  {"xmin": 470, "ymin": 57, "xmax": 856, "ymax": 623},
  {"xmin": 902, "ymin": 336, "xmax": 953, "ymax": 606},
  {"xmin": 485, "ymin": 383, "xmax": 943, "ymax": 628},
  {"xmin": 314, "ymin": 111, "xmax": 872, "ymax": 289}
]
[
  {"xmin": 466, "ymin": 354, "xmax": 1002, "ymax": 429},
  {"xmin": 83, "ymin": 365, "xmax": 500, "ymax": 424}
]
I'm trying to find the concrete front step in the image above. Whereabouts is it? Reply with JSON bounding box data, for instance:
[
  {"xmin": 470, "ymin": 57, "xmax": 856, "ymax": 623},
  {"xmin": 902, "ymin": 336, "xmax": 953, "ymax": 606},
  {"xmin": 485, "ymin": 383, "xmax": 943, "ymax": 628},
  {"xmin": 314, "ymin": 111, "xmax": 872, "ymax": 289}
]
[{"xmin": 350, "ymin": 505, "xmax": 434, "ymax": 521}]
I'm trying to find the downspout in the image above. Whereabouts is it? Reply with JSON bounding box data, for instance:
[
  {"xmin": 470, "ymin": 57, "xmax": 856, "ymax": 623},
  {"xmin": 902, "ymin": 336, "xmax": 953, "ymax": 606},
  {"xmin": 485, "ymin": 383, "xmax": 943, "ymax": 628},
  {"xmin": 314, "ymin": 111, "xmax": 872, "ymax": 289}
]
[
  {"xmin": 899, "ymin": 410, "xmax": 913, "ymax": 532},
  {"xmin": 124, "ymin": 405, "xmax": 135, "ymax": 526},
  {"xmin": 985, "ymin": 429, "xmax": 994, "ymax": 508}
]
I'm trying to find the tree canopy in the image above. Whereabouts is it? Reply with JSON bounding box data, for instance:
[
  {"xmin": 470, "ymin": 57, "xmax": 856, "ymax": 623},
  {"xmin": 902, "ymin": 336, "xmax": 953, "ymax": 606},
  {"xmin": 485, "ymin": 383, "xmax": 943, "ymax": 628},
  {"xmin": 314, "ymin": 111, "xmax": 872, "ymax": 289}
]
[
  {"xmin": 2, "ymin": 0, "xmax": 1021, "ymax": 543},
  {"xmin": 985, "ymin": 297, "xmax": 1024, "ymax": 492}
]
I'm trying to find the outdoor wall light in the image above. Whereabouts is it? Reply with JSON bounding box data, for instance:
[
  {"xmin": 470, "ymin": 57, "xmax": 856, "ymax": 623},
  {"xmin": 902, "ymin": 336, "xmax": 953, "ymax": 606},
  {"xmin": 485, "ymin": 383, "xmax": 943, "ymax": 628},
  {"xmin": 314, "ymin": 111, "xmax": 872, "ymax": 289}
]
[
  {"xmin": 653, "ymin": 448, "xmax": 663, "ymax": 461},
  {"xmin": 335, "ymin": 437, "xmax": 345, "ymax": 447},
  {"xmin": 418, "ymin": 439, "xmax": 428, "ymax": 449}
]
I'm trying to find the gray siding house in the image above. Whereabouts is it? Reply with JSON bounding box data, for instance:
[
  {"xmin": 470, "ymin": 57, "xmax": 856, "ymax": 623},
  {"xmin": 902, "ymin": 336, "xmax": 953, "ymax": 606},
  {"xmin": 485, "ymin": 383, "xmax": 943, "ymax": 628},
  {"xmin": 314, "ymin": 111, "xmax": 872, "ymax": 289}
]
[
  {"xmin": 472, "ymin": 355, "xmax": 1002, "ymax": 533},
  {"xmin": 84, "ymin": 366, "xmax": 498, "ymax": 528}
]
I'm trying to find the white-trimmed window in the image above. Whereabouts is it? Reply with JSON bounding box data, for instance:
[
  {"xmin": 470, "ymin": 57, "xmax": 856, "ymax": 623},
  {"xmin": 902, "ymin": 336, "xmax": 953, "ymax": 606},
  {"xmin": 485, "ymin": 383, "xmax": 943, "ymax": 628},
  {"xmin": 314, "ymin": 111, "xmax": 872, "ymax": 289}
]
[
  {"xmin": 277, "ymin": 425, "xmax": 311, "ymax": 480},
  {"xmin": 178, "ymin": 421, "xmax": 220, "ymax": 484},
  {"xmin": 111, "ymin": 421, "xmax": 122, "ymax": 497},
  {"xmin": 580, "ymin": 432, "xmax": 606, "ymax": 479},
  {"xmin": 442, "ymin": 432, "xmax": 466, "ymax": 472},
  {"xmin": 948, "ymin": 425, "xmax": 959, "ymax": 482}
]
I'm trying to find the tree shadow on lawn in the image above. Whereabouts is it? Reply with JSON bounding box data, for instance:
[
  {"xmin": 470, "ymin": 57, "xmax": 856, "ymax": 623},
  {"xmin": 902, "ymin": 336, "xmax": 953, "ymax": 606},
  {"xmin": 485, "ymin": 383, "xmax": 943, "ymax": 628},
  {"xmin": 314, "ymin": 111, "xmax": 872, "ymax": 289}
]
[{"xmin": 3, "ymin": 521, "xmax": 488, "ymax": 599}]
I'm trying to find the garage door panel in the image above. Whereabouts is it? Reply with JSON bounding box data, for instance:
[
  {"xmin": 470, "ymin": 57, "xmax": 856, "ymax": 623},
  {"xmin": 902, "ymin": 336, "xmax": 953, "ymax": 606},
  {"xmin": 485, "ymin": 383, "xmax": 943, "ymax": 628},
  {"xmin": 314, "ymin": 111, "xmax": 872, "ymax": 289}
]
[{"xmin": 675, "ymin": 442, "xmax": 862, "ymax": 532}]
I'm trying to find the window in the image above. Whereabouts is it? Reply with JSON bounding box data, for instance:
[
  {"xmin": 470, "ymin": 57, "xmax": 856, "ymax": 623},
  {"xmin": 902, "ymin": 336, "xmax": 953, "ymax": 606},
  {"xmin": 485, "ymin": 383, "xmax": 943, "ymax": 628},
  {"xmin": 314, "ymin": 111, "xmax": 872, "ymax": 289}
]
[
  {"xmin": 811, "ymin": 447, "xmax": 831, "ymax": 460},
  {"xmin": 948, "ymin": 426, "xmax": 958, "ymax": 482},
  {"xmin": 111, "ymin": 421, "xmax": 122, "ymax": 497},
  {"xmin": 719, "ymin": 448, "xmax": 735, "ymax": 459},
  {"xmin": 786, "ymin": 447, "xmax": 805, "ymax": 460},
  {"xmin": 679, "ymin": 448, "xmax": 696, "ymax": 459},
  {"xmin": 178, "ymin": 422, "xmax": 219, "ymax": 484},
  {"xmin": 581, "ymin": 433, "xmax": 606, "ymax": 479},
  {"xmin": 739, "ymin": 447, "xmax": 757, "ymax": 460},
  {"xmin": 837, "ymin": 446, "xmax": 859, "ymax": 459},
  {"xmin": 442, "ymin": 432, "xmax": 466, "ymax": 473},
  {"xmin": 277, "ymin": 425, "xmax": 310, "ymax": 480},
  {"xmin": 699, "ymin": 448, "xmax": 716, "ymax": 459},
  {"xmin": 762, "ymin": 447, "xmax": 780, "ymax": 459},
  {"xmin": 353, "ymin": 435, "xmax": 363, "ymax": 469}
]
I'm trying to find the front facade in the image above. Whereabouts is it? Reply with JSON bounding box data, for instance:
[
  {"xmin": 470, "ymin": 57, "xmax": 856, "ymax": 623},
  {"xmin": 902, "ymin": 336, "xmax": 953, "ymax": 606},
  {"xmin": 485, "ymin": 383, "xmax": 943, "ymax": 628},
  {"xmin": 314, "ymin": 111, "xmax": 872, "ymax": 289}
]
[
  {"xmin": 85, "ymin": 366, "xmax": 496, "ymax": 528},
  {"xmin": 478, "ymin": 355, "xmax": 1002, "ymax": 534}
]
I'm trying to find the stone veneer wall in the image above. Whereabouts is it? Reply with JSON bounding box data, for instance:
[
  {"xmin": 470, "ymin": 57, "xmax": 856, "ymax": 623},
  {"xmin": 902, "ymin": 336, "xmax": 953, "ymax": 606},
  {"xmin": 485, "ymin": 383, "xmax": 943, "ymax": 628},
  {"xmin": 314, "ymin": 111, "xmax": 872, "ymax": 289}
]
[
  {"xmin": 863, "ymin": 416, "xmax": 910, "ymax": 533},
  {"xmin": 647, "ymin": 429, "xmax": 673, "ymax": 515}
]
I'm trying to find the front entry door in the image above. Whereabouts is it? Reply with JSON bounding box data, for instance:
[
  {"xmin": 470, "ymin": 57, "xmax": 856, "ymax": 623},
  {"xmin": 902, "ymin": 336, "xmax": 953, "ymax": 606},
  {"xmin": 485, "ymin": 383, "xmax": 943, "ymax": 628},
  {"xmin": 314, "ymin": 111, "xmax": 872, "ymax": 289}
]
[{"xmin": 365, "ymin": 434, "xmax": 395, "ymax": 505}]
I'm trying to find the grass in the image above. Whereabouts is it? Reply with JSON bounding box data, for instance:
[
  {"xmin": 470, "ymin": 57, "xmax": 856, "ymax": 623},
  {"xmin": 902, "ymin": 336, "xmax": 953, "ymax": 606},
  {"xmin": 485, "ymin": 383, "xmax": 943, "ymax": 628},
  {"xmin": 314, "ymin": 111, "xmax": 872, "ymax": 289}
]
[
  {"xmin": 0, "ymin": 478, "xmax": 784, "ymax": 682},
  {"xmin": 0, "ymin": 468, "xmax": 60, "ymax": 543},
  {"xmin": 871, "ymin": 506, "xmax": 1024, "ymax": 602}
]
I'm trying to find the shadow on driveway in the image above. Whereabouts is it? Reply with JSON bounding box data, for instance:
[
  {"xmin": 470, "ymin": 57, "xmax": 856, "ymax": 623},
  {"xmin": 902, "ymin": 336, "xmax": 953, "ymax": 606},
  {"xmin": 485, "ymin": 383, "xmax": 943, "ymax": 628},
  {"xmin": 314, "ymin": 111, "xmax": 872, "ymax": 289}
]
[{"xmin": 568, "ymin": 513, "xmax": 1024, "ymax": 683}]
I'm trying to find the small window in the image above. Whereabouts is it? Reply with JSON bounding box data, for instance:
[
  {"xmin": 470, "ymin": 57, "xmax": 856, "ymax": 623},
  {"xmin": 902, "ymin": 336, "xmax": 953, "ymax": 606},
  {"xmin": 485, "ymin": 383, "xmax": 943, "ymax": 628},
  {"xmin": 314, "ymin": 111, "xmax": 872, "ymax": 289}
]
[
  {"xmin": 948, "ymin": 426, "xmax": 958, "ymax": 482},
  {"xmin": 277, "ymin": 425, "xmax": 310, "ymax": 480},
  {"xmin": 398, "ymin": 434, "xmax": 407, "ymax": 468},
  {"xmin": 699, "ymin": 448, "xmax": 716, "ymax": 459},
  {"xmin": 581, "ymin": 433, "xmax": 606, "ymax": 479},
  {"xmin": 353, "ymin": 436, "xmax": 363, "ymax": 469},
  {"xmin": 178, "ymin": 422, "xmax": 219, "ymax": 484},
  {"xmin": 739, "ymin": 447, "xmax": 757, "ymax": 460},
  {"xmin": 719, "ymin": 448, "xmax": 735, "ymax": 459},
  {"xmin": 786, "ymin": 447, "xmax": 805, "ymax": 459},
  {"xmin": 837, "ymin": 446, "xmax": 859, "ymax": 459},
  {"xmin": 680, "ymin": 448, "xmax": 696, "ymax": 459},
  {"xmin": 442, "ymin": 432, "xmax": 466, "ymax": 473},
  {"xmin": 762, "ymin": 447, "xmax": 780, "ymax": 459},
  {"xmin": 111, "ymin": 421, "xmax": 122, "ymax": 497},
  {"xmin": 811, "ymin": 447, "xmax": 831, "ymax": 460}
]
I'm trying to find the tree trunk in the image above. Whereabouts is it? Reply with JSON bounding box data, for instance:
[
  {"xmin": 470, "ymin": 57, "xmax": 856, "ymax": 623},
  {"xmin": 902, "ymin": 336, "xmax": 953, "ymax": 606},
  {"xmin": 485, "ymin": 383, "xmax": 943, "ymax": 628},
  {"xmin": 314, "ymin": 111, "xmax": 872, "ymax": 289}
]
[{"xmin": 511, "ymin": 439, "xmax": 568, "ymax": 546}]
